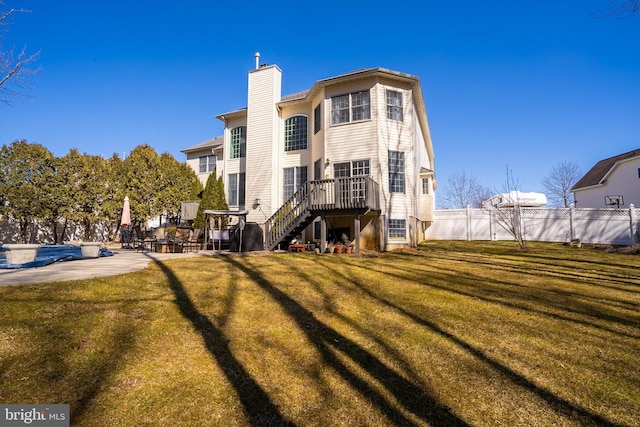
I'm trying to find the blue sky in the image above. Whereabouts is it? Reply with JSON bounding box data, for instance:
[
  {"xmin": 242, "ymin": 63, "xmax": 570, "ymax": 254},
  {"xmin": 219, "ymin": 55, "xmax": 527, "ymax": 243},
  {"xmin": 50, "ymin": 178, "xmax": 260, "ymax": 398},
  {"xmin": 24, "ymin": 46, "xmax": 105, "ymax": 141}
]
[{"xmin": 1, "ymin": 0, "xmax": 639, "ymax": 200}]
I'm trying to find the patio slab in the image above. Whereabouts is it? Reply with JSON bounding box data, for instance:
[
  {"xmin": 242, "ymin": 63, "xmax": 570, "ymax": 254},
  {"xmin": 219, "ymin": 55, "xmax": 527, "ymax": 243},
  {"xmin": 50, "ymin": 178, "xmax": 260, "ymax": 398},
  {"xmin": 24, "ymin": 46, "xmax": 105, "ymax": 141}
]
[{"xmin": 0, "ymin": 249, "xmax": 216, "ymax": 286}]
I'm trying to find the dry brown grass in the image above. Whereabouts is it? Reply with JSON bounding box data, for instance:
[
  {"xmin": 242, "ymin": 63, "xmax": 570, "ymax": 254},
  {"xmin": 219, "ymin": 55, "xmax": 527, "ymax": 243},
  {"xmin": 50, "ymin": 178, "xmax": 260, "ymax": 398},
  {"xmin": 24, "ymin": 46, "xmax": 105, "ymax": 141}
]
[{"xmin": 0, "ymin": 241, "xmax": 638, "ymax": 426}]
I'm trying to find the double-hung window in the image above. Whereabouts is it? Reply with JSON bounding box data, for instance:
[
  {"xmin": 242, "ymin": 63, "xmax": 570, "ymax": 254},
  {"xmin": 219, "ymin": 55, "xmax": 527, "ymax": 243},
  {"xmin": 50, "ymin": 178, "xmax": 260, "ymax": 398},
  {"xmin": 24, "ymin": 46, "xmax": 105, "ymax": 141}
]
[
  {"xmin": 388, "ymin": 151, "xmax": 405, "ymax": 193},
  {"xmin": 331, "ymin": 95, "xmax": 350, "ymax": 124},
  {"xmin": 284, "ymin": 116, "xmax": 308, "ymax": 151},
  {"xmin": 228, "ymin": 173, "xmax": 246, "ymax": 206},
  {"xmin": 230, "ymin": 126, "xmax": 246, "ymax": 159},
  {"xmin": 351, "ymin": 91, "xmax": 370, "ymax": 121},
  {"xmin": 422, "ymin": 178, "xmax": 429, "ymax": 195},
  {"xmin": 386, "ymin": 90, "xmax": 403, "ymax": 121},
  {"xmin": 283, "ymin": 166, "xmax": 308, "ymax": 202},
  {"xmin": 331, "ymin": 91, "xmax": 370, "ymax": 124},
  {"xmin": 199, "ymin": 155, "xmax": 216, "ymax": 173}
]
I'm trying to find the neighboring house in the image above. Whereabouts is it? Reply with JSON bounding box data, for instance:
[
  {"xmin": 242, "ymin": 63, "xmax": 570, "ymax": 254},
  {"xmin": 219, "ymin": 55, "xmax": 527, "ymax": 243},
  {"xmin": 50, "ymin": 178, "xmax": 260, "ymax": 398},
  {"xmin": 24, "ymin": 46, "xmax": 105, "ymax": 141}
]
[
  {"xmin": 182, "ymin": 58, "xmax": 436, "ymax": 252},
  {"xmin": 181, "ymin": 135, "xmax": 224, "ymax": 187},
  {"xmin": 572, "ymin": 148, "xmax": 640, "ymax": 208}
]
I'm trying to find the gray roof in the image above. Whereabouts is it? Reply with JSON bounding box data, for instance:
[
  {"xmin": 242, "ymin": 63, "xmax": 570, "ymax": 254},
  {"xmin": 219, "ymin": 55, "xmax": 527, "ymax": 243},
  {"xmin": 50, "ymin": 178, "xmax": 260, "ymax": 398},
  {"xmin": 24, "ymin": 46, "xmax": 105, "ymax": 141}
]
[
  {"xmin": 281, "ymin": 90, "xmax": 310, "ymax": 102},
  {"xmin": 181, "ymin": 135, "xmax": 224, "ymax": 154},
  {"xmin": 572, "ymin": 148, "xmax": 640, "ymax": 190}
]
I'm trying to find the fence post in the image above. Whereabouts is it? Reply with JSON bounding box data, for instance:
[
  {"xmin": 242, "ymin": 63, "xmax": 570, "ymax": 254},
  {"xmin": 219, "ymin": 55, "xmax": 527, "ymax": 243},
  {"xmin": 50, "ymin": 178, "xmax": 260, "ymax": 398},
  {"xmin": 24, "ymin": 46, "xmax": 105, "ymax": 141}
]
[
  {"xmin": 489, "ymin": 207, "xmax": 494, "ymax": 240},
  {"xmin": 466, "ymin": 204, "xmax": 472, "ymax": 241},
  {"xmin": 569, "ymin": 204, "xmax": 575, "ymax": 242},
  {"xmin": 629, "ymin": 204, "xmax": 636, "ymax": 245}
]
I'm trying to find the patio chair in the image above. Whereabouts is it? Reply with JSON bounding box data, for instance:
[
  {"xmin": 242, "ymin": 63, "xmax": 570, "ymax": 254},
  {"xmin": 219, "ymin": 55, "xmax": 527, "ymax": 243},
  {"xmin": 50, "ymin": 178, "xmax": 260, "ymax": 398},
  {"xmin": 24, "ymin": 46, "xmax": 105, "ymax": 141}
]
[
  {"xmin": 134, "ymin": 225, "xmax": 156, "ymax": 253},
  {"xmin": 184, "ymin": 228, "xmax": 201, "ymax": 253},
  {"xmin": 155, "ymin": 229, "xmax": 184, "ymax": 253},
  {"xmin": 120, "ymin": 226, "xmax": 134, "ymax": 249}
]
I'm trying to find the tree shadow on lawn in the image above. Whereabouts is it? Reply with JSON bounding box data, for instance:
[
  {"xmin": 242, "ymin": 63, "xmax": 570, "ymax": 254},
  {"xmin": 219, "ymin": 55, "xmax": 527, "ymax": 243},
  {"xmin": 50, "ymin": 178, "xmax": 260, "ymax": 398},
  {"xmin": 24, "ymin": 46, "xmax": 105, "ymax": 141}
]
[
  {"xmin": 431, "ymin": 250, "xmax": 640, "ymax": 293},
  {"xmin": 221, "ymin": 256, "xmax": 468, "ymax": 427},
  {"xmin": 155, "ymin": 259, "xmax": 296, "ymax": 426},
  {"xmin": 315, "ymin": 255, "xmax": 625, "ymax": 427},
  {"xmin": 363, "ymin": 255, "xmax": 640, "ymax": 340},
  {"xmin": 0, "ymin": 290, "xmax": 139, "ymax": 425}
]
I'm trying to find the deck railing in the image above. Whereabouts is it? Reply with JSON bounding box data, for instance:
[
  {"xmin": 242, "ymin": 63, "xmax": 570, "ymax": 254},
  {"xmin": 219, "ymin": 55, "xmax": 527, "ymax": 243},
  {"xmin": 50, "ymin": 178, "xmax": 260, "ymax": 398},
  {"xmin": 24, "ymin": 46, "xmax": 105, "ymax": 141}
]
[{"xmin": 265, "ymin": 177, "xmax": 380, "ymax": 250}]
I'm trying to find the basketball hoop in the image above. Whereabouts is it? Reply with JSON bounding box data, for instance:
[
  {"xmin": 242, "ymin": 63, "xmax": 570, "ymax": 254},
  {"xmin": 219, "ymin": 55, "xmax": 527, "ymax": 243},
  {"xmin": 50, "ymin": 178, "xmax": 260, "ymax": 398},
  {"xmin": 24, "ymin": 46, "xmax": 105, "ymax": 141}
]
[{"xmin": 605, "ymin": 195, "xmax": 624, "ymax": 208}]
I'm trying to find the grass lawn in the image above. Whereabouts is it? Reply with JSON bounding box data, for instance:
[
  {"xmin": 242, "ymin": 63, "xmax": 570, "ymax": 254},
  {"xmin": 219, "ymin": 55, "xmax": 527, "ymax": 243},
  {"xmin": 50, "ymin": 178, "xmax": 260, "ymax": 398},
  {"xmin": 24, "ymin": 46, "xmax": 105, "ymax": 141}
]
[{"xmin": 0, "ymin": 241, "xmax": 638, "ymax": 426}]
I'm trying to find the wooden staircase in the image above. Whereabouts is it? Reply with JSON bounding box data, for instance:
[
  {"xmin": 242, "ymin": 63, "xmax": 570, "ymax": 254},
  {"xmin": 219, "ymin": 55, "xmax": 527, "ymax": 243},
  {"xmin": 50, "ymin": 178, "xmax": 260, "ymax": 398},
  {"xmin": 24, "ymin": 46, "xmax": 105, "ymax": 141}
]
[{"xmin": 265, "ymin": 177, "xmax": 380, "ymax": 250}]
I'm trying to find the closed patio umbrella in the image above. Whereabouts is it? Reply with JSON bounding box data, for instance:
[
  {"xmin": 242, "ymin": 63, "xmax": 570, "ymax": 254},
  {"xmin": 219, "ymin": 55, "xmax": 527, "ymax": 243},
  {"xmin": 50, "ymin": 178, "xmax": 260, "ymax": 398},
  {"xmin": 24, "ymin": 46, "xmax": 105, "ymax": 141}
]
[
  {"xmin": 121, "ymin": 196, "xmax": 131, "ymax": 227},
  {"xmin": 120, "ymin": 196, "xmax": 132, "ymax": 248}
]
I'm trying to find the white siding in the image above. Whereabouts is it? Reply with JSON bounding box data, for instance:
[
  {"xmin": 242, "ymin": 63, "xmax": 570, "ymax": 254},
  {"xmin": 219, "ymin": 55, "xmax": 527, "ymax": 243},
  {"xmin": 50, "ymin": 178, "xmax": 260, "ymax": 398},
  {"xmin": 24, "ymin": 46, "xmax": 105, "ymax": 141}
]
[
  {"xmin": 184, "ymin": 149, "xmax": 221, "ymax": 187},
  {"xmin": 324, "ymin": 81, "xmax": 378, "ymax": 178},
  {"xmin": 223, "ymin": 116, "xmax": 247, "ymax": 203},
  {"xmin": 375, "ymin": 82, "xmax": 415, "ymax": 237},
  {"xmin": 310, "ymin": 94, "xmax": 325, "ymax": 179},
  {"xmin": 279, "ymin": 104, "xmax": 313, "ymax": 203},
  {"xmin": 246, "ymin": 65, "xmax": 282, "ymax": 223},
  {"xmin": 574, "ymin": 157, "xmax": 640, "ymax": 208}
]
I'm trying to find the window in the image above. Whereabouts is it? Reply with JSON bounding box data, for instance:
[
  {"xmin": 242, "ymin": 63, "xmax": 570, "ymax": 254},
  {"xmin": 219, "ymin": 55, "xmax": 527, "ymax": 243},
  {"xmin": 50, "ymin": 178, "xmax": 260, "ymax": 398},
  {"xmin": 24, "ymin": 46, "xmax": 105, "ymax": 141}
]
[
  {"xmin": 228, "ymin": 173, "xmax": 246, "ymax": 206},
  {"xmin": 352, "ymin": 160, "xmax": 370, "ymax": 177},
  {"xmin": 388, "ymin": 151, "xmax": 405, "ymax": 193},
  {"xmin": 297, "ymin": 167, "xmax": 307, "ymax": 191},
  {"xmin": 388, "ymin": 219, "xmax": 406, "ymax": 239},
  {"xmin": 422, "ymin": 178, "xmax": 429, "ymax": 195},
  {"xmin": 314, "ymin": 159, "xmax": 322, "ymax": 180},
  {"xmin": 331, "ymin": 94, "xmax": 350, "ymax": 124},
  {"xmin": 351, "ymin": 91, "xmax": 370, "ymax": 121},
  {"xmin": 331, "ymin": 91, "xmax": 370, "ymax": 124},
  {"xmin": 199, "ymin": 155, "xmax": 216, "ymax": 173},
  {"xmin": 333, "ymin": 160, "xmax": 370, "ymax": 178},
  {"xmin": 334, "ymin": 160, "xmax": 370, "ymax": 203},
  {"xmin": 283, "ymin": 166, "xmax": 308, "ymax": 201},
  {"xmin": 230, "ymin": 126, "xmax": 246, "ymax": 159},
  {"xmin": 284, "ymin": 116, "xmax": 308, "ymax": 151},
  {"xmin": 333, "ymin": 162, "xmax": 351, "ymax": 178},
  {"xmin": 314, "ymin": 103, "xmax": 321, "ymax": 134},
  {"xmin": 386, "ymin": 90, "xmax": 403, "ymax": 121}
]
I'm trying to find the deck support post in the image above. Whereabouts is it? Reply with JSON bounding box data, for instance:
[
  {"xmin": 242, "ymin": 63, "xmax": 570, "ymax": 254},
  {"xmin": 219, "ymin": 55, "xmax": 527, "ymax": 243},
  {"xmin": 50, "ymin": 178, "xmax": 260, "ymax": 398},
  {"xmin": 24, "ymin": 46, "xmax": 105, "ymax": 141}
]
[
  {"xmin": 355, "ymin": 214, "xmax": 361, "ymax": 254},
  {"xmin": 320, "ymin": 214, "xmax": 327, "ymax": 254}
]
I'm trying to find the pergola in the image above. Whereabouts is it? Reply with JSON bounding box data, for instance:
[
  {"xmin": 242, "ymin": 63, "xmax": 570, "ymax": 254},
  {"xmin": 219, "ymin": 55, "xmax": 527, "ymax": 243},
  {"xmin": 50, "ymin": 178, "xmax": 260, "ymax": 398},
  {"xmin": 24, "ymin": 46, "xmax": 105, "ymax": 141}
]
[{"xmin": 203, "ymin": 209, "xmax": 249, "ymax": 253}]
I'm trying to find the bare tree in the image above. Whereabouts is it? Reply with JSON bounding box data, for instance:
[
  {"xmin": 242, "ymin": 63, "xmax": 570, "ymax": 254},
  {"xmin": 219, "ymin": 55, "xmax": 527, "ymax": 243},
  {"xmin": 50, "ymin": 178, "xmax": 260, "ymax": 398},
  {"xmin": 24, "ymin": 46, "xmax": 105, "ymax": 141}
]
[
  {"xmin": 0, "ymin": 4, "xmax": 39, "ymax": 104},
  {"xmin": 488, "ymin": 168, "xmax": 529, "ymax": 250},
  {"xmin": 439, "ymin": 171, "xmax": 491, "ymax": 209},
  {"xmin": 542, "ymin": 160, "xmax": 582, "ymax": 208}
]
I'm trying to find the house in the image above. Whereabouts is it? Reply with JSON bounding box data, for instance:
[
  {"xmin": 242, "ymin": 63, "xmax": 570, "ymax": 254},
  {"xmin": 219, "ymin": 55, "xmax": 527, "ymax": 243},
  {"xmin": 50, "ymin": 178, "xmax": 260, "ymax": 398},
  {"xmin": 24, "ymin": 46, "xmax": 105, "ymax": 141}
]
[
  {"xmin": 181, "ymin": 56, "xmax": 436, "ymax": 252},
  {"xmin": 572, "ymin": 148, "xmax": 640, "ymax": 208},
  {"xmin": 182, "ymin": 135, "xmax": 224, "ymax": 187}
]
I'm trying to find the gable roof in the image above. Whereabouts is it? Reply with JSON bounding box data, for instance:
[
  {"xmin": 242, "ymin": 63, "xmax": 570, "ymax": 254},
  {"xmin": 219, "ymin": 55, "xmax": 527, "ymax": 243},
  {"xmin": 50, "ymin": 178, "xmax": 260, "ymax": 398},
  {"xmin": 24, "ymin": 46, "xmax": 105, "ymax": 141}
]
[
  {"xmin": 181, "ymin": 135, "xmax": 224, "ymax": 154},
  {"xmin": 572, "ymin": 148, "xmax": 640, "ymax": 191}
]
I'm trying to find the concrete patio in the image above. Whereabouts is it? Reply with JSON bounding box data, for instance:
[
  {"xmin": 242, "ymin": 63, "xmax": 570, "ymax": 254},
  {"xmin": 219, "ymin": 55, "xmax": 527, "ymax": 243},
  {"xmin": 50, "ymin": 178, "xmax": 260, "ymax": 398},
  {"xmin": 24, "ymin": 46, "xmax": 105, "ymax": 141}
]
[{"xmin": 0, "ymin": 248, "xmax": 217, "ymax": 286}]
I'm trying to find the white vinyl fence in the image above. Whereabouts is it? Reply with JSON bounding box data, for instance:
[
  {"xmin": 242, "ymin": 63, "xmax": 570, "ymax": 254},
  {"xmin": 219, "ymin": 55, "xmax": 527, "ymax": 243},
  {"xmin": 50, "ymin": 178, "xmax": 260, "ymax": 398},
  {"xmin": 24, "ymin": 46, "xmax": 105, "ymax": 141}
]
[{"xmin": 425, "ymin": 205, "xmax": 639, "ymax": 245}]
